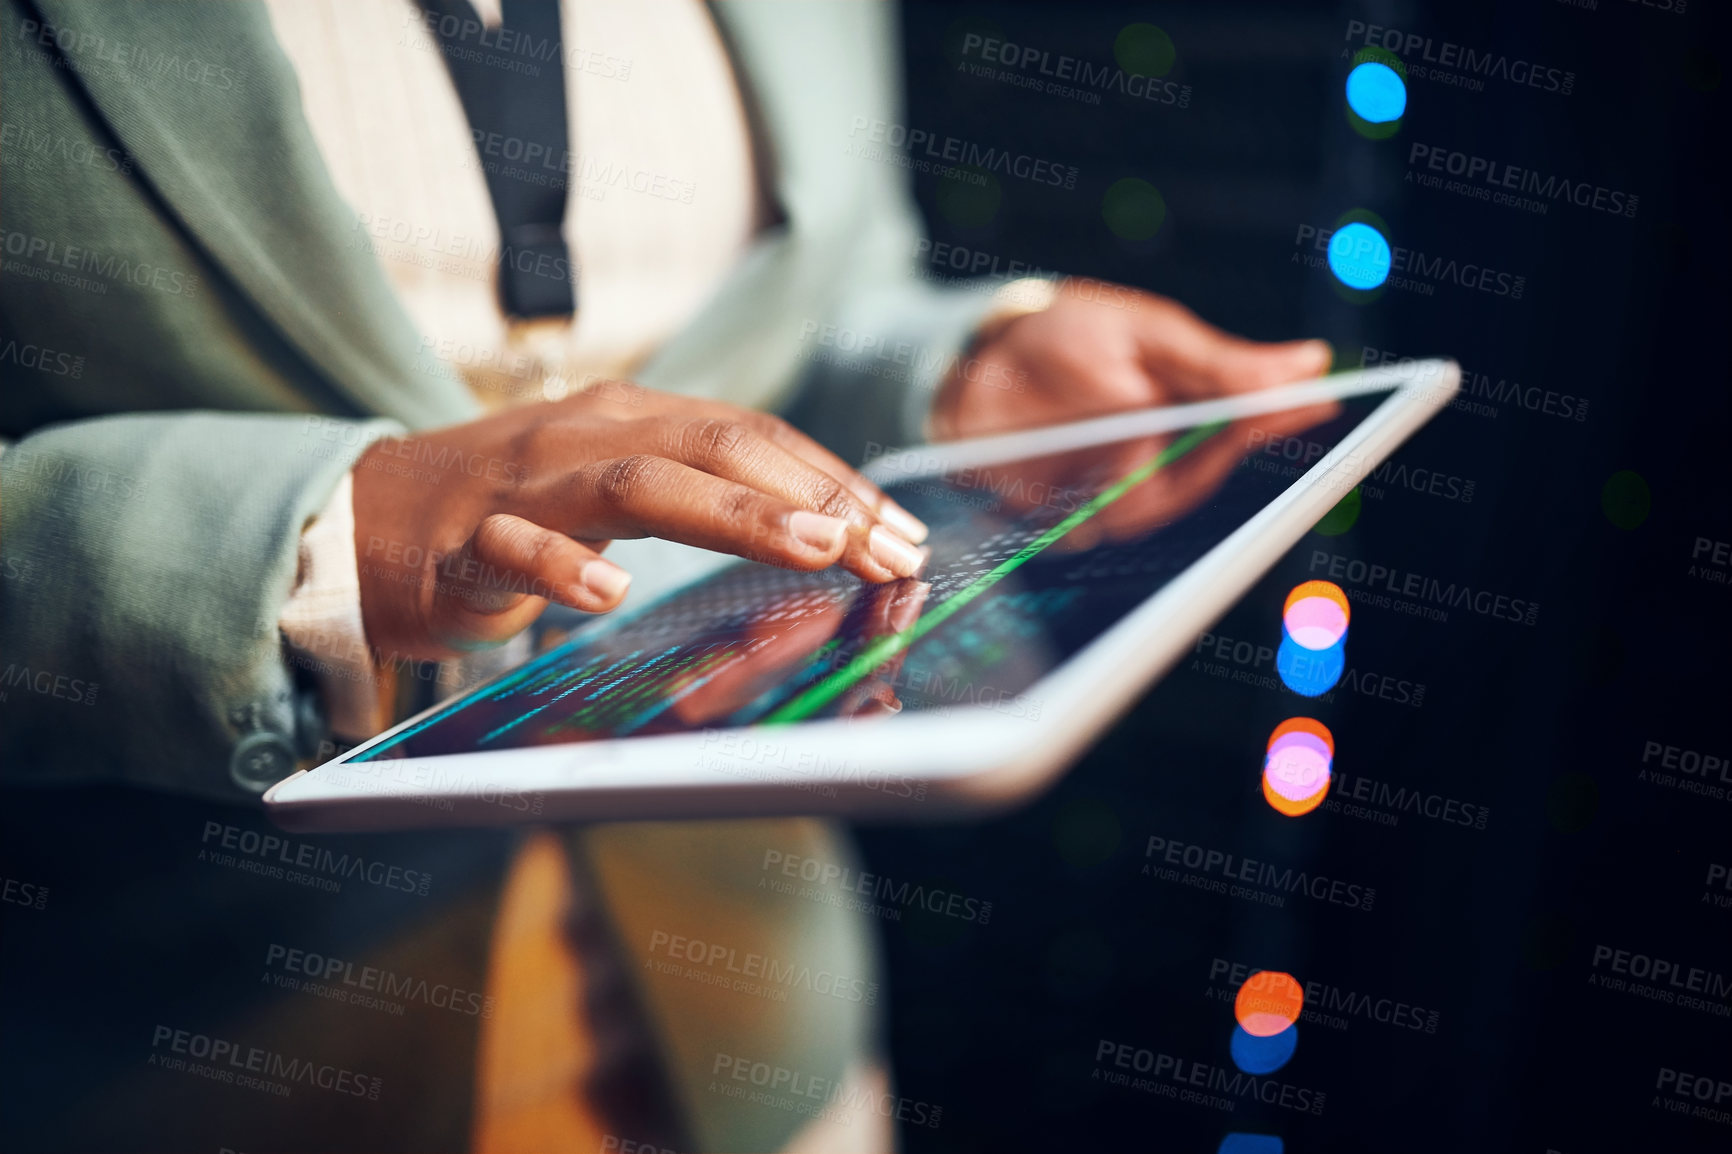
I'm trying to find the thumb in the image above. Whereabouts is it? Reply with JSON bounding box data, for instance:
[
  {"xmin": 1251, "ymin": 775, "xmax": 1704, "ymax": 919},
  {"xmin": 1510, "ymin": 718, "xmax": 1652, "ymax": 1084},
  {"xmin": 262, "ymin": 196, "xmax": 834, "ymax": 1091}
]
[
  {"xmin": 1219, "ymin": 338, "xmax": 1334, "ymax": 393},
  {"xmin": 428, "ymin": 513, "xmax": 631, "ymax": 652}
]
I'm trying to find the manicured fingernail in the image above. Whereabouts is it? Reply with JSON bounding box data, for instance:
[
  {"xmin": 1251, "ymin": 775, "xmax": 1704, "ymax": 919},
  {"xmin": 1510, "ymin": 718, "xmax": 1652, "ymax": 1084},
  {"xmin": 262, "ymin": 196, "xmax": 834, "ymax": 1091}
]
[
  {"xmin": 581, "ymin": 558, "xmax": 632, "ymax": 602},
  {"xmin": 854, "ymin": 692, "xmax": 903, "ymax": 717},
  {"xmin": 869, "ymin": 526, "xmax": 925, "ymax": 577},
  {"xmin": 789, "ymin": 510, "xmax": 849, "ymax": 553},
  {"xmin": 877, "ymin": 501, "xmax": 929, "ymax": 545}
]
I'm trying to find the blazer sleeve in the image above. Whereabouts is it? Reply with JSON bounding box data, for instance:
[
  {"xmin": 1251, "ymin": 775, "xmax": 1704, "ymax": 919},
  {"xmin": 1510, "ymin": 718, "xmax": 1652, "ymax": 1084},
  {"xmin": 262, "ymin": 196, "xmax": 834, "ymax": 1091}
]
[
  {"xmin": 0, "ymin": 410, "xmax": 399, "ymax": 802},
  {"xmin": 776, "ymin": 260, "xmax": 1012, "ymax": 464},
  {"xmin": 741, "ymin": 0, "xmax": 1053, "ymax": 467}
]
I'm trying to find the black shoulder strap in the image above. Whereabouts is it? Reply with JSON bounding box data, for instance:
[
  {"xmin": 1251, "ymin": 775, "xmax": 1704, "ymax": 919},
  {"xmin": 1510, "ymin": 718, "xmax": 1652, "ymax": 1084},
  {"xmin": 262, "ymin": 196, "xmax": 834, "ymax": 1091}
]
[{"xmin": 415, "ymin": 0, "xmax": 576, "ymax": 318}]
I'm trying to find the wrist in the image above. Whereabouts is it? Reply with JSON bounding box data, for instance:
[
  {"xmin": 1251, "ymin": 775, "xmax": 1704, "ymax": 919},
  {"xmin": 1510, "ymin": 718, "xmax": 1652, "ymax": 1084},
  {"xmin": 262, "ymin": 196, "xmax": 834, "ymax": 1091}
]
[
  {"xmin": 971, "ymin": 275, "xmax": 1061, "ymax": 349},
  {"xmin": 929, "ymin": 277, "xmax": 1060, "ymax": 442},
  {"xmin": 280, "ymin": 472, "xmax": 397, "ymax": 740},
  {"xmin": 351, "ymin": 439, "xmax": 433, "ymax": 663}
]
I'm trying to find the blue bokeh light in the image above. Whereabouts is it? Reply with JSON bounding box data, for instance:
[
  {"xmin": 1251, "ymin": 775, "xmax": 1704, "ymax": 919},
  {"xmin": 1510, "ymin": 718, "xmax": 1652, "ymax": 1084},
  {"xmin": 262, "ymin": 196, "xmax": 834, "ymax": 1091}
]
[
  {"xmin": 1218, "ymin": 1135, "xmax": 1285, "ymax": 1154},
  {"xmin": 1327, "ymin": 222, "xmax": 1392, "ymax": 290},
  {"xmin": 1230, "ymin": 1023, "xmax": 1298, "ymax": 1075},
  {"xmin": 1346, "ymin": 61, "xmax": 1407, "ymax": 123},
  {"xmin": 1277, "ymin": 630, "xmax": 1345, "ymax": 697}
]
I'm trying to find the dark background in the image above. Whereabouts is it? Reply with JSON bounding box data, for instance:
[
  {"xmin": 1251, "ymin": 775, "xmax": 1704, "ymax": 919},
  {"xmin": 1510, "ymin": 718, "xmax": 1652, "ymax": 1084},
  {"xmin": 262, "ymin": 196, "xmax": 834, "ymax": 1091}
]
[{"xmin": 862, "ymin": 2, "xmax": 1730, "ymax": 1150}]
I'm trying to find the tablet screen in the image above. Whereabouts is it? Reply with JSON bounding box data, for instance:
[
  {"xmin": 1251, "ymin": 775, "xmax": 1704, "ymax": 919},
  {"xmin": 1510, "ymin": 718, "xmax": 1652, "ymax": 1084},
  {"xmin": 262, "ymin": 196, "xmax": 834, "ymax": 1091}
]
[{"xmin": 350, "ymin": 395, "xmax": 1370, "ymax": 762}]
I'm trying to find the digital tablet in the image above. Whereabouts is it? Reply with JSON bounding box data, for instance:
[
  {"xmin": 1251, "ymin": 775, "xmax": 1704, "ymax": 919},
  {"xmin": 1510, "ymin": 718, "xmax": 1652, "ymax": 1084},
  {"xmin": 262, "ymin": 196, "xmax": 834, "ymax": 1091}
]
[{"xmin": 265, "ymin": 360, "xmax": 1459, "ymax": 831}]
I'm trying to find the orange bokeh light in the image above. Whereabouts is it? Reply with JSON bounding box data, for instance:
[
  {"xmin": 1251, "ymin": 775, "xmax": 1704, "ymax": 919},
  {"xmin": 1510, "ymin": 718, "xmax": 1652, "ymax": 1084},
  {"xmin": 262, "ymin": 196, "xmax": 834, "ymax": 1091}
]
[
  {"xmin": 1283, "ymin": 580, "xmax": 1350, "ymax": 623},
  {"xmin": 1234, "ymin": 970, "xmax": 1305, "ymax": 1037},
  {"xmin": 1263, "ymin": 717, "xmax": 1333, "ymax": 817},
  {"xmin": 1262, "ymin": 773, "xmax": 1329, "ymax": 816},
  {"xmin": 1265, "ymin": 716, "xmax": 1335, "ymax": 756}
]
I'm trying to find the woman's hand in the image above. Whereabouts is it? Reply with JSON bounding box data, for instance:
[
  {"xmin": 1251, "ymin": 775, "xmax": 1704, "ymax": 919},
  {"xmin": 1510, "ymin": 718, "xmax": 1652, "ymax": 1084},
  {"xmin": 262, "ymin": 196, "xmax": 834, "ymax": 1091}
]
[
  {"xmin": 931, "ymin": 278, "xmax": 1334, "ymax": 439},
  {"xmin": 351, "ymin": 384, "xmax": 930, "ymax": 661}
]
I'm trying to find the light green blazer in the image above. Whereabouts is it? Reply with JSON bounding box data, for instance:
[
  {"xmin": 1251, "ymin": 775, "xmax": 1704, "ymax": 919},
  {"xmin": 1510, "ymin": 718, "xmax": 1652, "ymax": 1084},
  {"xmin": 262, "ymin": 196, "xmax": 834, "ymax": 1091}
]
[{"xmin": 0, "ymin": 1, "xmax": 994, "ymax": 1148}]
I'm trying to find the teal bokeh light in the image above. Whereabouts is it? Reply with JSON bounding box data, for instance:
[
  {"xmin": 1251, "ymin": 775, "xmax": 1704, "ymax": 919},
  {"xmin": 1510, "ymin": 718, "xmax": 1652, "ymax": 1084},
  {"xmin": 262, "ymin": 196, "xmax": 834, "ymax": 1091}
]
[
  {"xmin": 1346, "ymin": 61, "xmax": 1407, "ymax": 123},
  {"xmin": 1276, "ymin": 630, "xmax": 1345, "ymax": 697},
  {"xmin": 1327, "ymin": 222, "xmax": 1392, "ymax": 290}
]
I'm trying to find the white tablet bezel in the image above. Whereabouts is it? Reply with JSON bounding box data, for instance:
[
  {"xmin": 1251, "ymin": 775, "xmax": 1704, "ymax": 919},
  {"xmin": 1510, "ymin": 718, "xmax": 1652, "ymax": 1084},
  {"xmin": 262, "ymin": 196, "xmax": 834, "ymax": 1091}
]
[{"xmin": 265, "ymin": 360, "xmax": 1459, "ymax": 831}]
